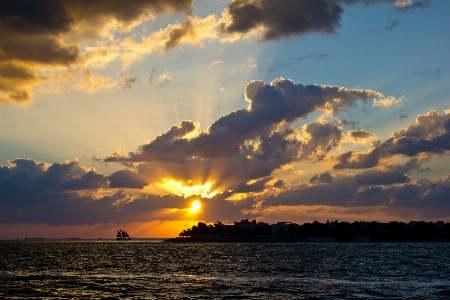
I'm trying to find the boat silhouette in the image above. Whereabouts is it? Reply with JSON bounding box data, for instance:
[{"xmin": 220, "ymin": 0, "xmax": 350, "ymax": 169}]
[{"xmin": 116, "ymin": 229, "xmax": 131, "ymax": 240}]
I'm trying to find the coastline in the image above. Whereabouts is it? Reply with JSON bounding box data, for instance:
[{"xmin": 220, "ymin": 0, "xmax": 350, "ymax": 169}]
[
  {"xmin": 163, "ymin": 235, "xmax": 449, "ymax": 243},
  {"xmin": 164, "ymin": 236, "xmax": 309, "ymax": 243}
]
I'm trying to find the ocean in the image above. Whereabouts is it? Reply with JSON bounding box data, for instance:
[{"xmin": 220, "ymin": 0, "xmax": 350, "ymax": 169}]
[{"xmin": 1, "ymin": 240, "xmax": 450, "ymax": 299}]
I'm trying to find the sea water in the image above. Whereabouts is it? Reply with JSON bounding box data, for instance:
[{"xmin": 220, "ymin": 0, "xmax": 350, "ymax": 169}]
[{"xmin": 1, "ymin": 240, "xmax": 450, "ymax": 299}]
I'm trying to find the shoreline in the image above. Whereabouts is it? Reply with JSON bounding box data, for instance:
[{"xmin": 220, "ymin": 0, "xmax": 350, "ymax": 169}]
[
  {"xmin": 164, "ymin": 236, "xmax": 309, "ymax": 243},
  {"xmin": 163, "ymin": 236, "xmax": 450, "ymax": 243}
]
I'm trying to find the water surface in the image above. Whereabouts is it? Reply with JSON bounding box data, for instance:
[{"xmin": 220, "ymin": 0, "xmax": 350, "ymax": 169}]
[{"xmin": 1, "ymin": 240, "xmax": 449, "ymax": 299}]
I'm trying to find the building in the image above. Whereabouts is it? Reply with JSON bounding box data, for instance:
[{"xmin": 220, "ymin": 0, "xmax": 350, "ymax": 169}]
[
  {"xmin": 375, "ymin": 223, "xmax": 389, "ymax": 234},
  {"xmin": 272, "ymin": 222, "xmax": 297, "ymax": 236}
]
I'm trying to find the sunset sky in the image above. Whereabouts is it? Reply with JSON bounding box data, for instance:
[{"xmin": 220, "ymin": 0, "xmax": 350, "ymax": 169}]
[{"xmin": 1, "ymin": 0, "xmax": 449, "ymax": 239}]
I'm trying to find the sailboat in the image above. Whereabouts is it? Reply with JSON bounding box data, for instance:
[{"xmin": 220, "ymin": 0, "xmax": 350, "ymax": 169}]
[{"xmin": 116, "ymin": 229, "xmax": 131, "ymax": 240}]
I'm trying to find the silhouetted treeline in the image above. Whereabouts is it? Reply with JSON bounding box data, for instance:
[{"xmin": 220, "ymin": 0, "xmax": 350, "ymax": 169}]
[{"xmin": 179, "ymin": 219, "xmax": 450, "ymax": 242}]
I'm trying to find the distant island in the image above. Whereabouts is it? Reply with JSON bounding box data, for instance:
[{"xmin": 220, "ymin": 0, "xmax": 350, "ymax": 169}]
[{"xmin": 164, "ymin": 219, "xmax": 450, "ymax": 243}]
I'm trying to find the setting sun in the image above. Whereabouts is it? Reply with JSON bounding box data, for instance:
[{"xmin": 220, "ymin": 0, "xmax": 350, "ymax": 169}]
[{"xmin": 189, "ymin": 200, "xmax": 202, "ymax": 213}]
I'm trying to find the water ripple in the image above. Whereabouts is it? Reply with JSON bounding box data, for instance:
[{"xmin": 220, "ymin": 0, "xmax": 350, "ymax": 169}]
[{"xmin": 1, "ymin": 241, "xmax": 450, "ymax": 298}]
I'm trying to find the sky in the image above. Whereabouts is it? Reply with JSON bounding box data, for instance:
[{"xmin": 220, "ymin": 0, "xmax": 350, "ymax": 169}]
[{"xmin": 1, "ymin": 0, "xmax": 449, "ymax": 239}]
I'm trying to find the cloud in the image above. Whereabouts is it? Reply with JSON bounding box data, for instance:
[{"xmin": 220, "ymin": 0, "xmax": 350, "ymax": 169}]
[
  {"xmin": 338, "ymin": 0, "xmax": 430, "ymax": 10},
  {"xmin": 0, "ymin": 62, "xmax": 47, "ymax": 104},
  {"xmin": 119, "ymin": 76, "xmax": 138, "ymax": 90},
  {"xmin": 218, "ymin": 0, "xmax": 429, "ymax": 41},
  {"xmin": 373, "ymin": 95, "xmax": 405, "ymax": 107},
  {"xmin": 393, "ymin": 0, "xmax": 431, "ymax": 10},
  {"xmin": 346, "ymin": 129, "xmax": 374, "ymax": 140},
  {"xmin": 369, "ymin": 18, "xmax": 399, "ymax": 32},
  {"xmin": 149, "ymin": 68, "xmax": 158, "ymax": 85},
  {"xmin": 343, "ymin": 129, "xmax": 377, "ymax": 144},
  {"xmin": 159, "ymin": 72, "xmax": 173, "ymax": 86},
  {"xmin": 310, "ymin": 171, "xmax": 334, "ymax": 184},
  {"xmin": 209, "ymin": 61, "xmax": 223, "ymax": 67},
  {"xmin": 100, "ymin": 78, "xmax": 394, "ymax": 194},
  {"xmin": 119, "ymin": 0, "xmax": 430, "ymax": 69},
  {"xmin": 399, "ymin": 113, "xmax": 409, "ymax": 121},
  {"xmin": 106, "ymin": 78, "xmax": 385, "ymax": 163},
  {"xmin": 256, "ymin": 170, "xmax": 450, "ymax": 214},
  {"xmin": 1, "ymin": 88, "xmax": 448, "ymax": 225},
  {"xmin": 353, "ymin": 169, "xmax": 409, "ymax": 185},
  {"xmin": 0, "ymin": 159, "xmax": 108, "ymax": 198},
  {"xmin": 219, "ymin": 0, "xmax": 344, "ymax": 41},
  {"xmin": 0, "ymin": 157, "xmax": 253, "ymax": 225},
  {"xmin": 108, "ymin": 169, "xmax": 148, "ymax": 189},
  {"xmin": 71, "ymin": 68, "xmax": 117, "ymax": 93},
  {"xmin": 148, "ymin": 68, "xmax": 173, "ymax": 86},
  {"xmin": 382, "ymin": 18, "xmax": 399, "ymax": 30},
  {"xmin": 329, "ymin": 110, "xmax": 450, "ymax": 169},
  {"xmin": 335, "ymin": 118, "xmax": 359, "ymax": 129},
  {"xmin": 0, "ymin": 0, "xmax": 433, "ymax": 105},
  {"xmin": 300, "ymin": 120, "xmax": 343, "ymax": 160},
  {"xmin": 0, "ymin": 0, "xmax": 194, "ymax": 104},
  {"xmin": 164, "ymin": 18, "xmax": 195, "ymax": 50}
]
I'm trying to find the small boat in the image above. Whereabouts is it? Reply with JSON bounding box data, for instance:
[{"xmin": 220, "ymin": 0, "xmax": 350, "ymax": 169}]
[{"xmin": 116, "ymin": 229, "xmax": 131, "ymax": 240}]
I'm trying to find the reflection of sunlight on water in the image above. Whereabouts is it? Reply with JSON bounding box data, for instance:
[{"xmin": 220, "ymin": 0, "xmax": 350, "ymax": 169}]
[
  {"xmin": 157, "ymin": 179, "xmax": 218, "ymax": 198},
  {"xmin": 3, "ymin": 242, "xmax": 450, "ymax": 298}
]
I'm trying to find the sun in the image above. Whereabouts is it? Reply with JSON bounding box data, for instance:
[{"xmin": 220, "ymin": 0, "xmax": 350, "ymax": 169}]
[{"xmin": 189, "ymin": 200, "xmax": 202, "ymax": 213}]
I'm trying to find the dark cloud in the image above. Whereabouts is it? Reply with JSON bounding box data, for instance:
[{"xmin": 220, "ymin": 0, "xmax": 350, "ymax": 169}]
[
  {"xmin": 107, "ymin": 78, "xmax": 380, "ymax": 162},
  {"xmin": 149, "ymin": 68, "xmax": 158, "ymax": 85},
  {"xmin": 309, "ymin": 158, "xmax": 421, "ymax": 185},
  {"xmin": 0, "ymin": 63, "xmax": 47, "ymax": 104},
  {"xmin": 0, "ymin": 159, "xmax": 107, "ymax": 192},
  {"xmin": 119, "ymin": 76, "xmax": 138, "ymax": 90},
  {"xmin": 354, "ymin": 169, "xmax": 409, "ymax": 185},
  {"xmin": 61, "ymin": 170, "xmax": 108, "ymax": 190},
  {"xmin": 0, "ymin": 0, "xmax": 72, "ymax": 36},
  {"xmin": 104, "ymin": 78, "xmax": 382, "ymax": 190},
  {"xmin": 415, "ymin": 68, "xmax": 441, "ymax": 75},
  {"xmin": 329, "ymin": 110, "xmax": 450, "ymax": 169},
  {"xmin": 231, "ymin": 177, "xmax": 272, "ymax": 193},
  {"xmin": 0, "ymin": 0, "xmax": 193, "ymax": 64},
  {"xmin": 219, "ymin": 0, "xmax": 430, "ymax": 41},
  {"xmin": 0, "ymin": 0, "xmax": 194, "ymax": 104},
  {"xmin": 219, "ymin": 0, "xmax": 343, "ymax": 41},
  {"xmin": 108, "ymin": 169, "xmax": 148, "ymax": 189},
  {"xmin": 303, "ymin": 121, "xmax": 343, "ymax": 160},
  {"xmin": 346, "ymin": 129, "xmax": 375, "ymax": 141},
  {"xmin": 399, "ymin": 113, "xmax": 409, "ymax": 121},
  {"xmin": 0, "ymin": 158, "xmax": 251, "ymax": 225},
  {"xmin": 259, "ymin": 172, "xmax": 450, "ymax": 214},
  {"xmin": 165, "ymin": 18, "xmax": 194, "ymax": 50},
  {"xmin": 273, "ymin": 179, "xmax": 286, "ymax": 188},
  {"xmin": 258, "ymin": 158, "xmax": 434, "ymax": 209},
  {"xmin": 0, "ymin": 63, "xmax": 39, "ymax": 80},
  {"xmin": 0, "ymin": 0, "xmax": 193, "ymax": 36},
  {"xmin": 310, "ymin": 171, "xmax": 334, "ymax": 184}
]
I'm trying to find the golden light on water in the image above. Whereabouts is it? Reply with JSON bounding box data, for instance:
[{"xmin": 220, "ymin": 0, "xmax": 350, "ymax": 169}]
[{"xmin": 189, "ymin": 200, "xmax": 202, "ymax": 213}]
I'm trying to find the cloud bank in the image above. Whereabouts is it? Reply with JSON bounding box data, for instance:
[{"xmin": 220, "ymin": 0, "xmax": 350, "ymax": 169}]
[
  {"xmin": 0, "ymin": 0, "xmax": 432, "ymax": 105},
  {"xmin": 3, "ymin": 77, "xmax": 447, "ymax": 225},
  {"xmin": 0, "ymin": 0, "xmax": 193, "ymax": 104}
]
